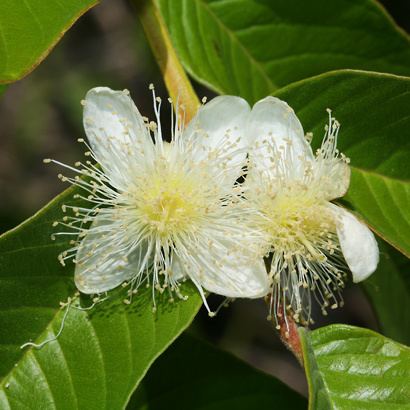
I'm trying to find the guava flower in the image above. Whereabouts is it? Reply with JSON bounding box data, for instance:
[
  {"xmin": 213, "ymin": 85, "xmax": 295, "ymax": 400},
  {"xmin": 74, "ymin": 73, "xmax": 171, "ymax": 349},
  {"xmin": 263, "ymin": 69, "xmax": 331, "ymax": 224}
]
[
  {"xmin": 48, "ymin": 87, "xmax": 269, "ymax": 313},
  {"xmin": 244, "ymin": 97, "xmax": 379, "ymax": 326}
]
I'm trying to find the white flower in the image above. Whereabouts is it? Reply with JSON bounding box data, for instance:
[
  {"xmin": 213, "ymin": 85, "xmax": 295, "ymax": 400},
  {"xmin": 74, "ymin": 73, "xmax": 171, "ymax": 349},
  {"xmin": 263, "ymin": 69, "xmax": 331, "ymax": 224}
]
[
  {"xmin": 244, "ymin": 96, "xmax": 379, "ymax": 325},
  {"xmin": 49, "ymin": 87, "xmax": 269, "ymax": 313}
]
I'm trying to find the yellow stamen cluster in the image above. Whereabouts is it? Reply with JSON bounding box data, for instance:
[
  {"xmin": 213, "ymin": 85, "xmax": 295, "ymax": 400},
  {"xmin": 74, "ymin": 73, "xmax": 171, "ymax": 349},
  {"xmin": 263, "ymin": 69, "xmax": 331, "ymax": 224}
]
[
  {"xmin": 135, "ymin": 162, "xmax": 206, "ymax": 239},
  {"xmin": 259, "ymin": 184, "xmax": 336, "ymax": 260}
]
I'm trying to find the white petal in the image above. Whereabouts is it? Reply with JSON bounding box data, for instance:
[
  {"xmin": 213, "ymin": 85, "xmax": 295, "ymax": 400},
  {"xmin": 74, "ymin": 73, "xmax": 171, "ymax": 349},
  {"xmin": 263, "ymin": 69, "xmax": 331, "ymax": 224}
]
[
  {"xmin": 247, "ymin": 96, "xmax": 313, "ymax": 178},
  {"xmin": 83, "ymin": 87, "xmax": 153, "ymax": 188},
  {"xmin": 169, "ymin": 255, "xmax": 186, "ymax": 282},
  {"xmin": 180, "ymin": 237, "xmax": 270, "ymax": 298},
  {"xmin": 334, "ymin": 206, "xmax": 379, "ymax": 283},
  {"xmin": 183, "ymin": 96, "xmax": 251, "ymax": 185},
  {"xmin": 74, "ymin": 215, "xmax": 149, "ymax": 294},
  {"xmin": 313, "ymin": 160, "xmax": 351, "ymax": 200}
]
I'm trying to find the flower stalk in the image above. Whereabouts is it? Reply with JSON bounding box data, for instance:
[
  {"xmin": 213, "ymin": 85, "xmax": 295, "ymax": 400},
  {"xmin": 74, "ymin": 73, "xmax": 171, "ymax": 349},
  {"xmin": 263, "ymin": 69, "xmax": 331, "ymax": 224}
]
[
  {"xmin": 135, "ymin": 0, "xmax": 200, "ymax": 122},
  {"xmin": 268, "ymin": 299, "xmax": 304, "ymax": 366}
]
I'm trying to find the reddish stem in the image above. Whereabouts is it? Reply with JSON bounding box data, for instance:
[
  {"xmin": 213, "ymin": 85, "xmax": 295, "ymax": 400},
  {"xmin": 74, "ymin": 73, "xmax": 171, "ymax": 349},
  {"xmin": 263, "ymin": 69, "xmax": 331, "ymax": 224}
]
[{"xmin": 270, "ymin": 301, "xmax": 304, "ymax": 366}]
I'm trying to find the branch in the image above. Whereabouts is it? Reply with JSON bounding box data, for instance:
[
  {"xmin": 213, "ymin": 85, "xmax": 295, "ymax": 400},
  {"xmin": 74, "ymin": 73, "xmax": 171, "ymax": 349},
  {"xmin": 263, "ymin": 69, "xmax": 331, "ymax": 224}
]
[{"xmin": 134, "ymin": 0, "xmax": 200, "ymax": 122}]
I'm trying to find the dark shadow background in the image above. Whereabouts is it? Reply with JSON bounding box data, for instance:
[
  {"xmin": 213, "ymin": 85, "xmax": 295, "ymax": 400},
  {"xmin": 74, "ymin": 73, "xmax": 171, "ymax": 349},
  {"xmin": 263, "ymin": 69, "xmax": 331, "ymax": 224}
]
[{"xmin": 0, "ymin": 0, "xmax": 407, "ymax": 397}]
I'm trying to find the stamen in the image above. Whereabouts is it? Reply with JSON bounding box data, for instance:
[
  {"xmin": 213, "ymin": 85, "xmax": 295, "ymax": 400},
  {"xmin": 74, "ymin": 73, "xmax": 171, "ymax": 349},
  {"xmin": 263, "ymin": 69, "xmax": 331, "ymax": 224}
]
[{"xmin": 20, "ymin": 298, "xmax": 73, "ymax": 350}]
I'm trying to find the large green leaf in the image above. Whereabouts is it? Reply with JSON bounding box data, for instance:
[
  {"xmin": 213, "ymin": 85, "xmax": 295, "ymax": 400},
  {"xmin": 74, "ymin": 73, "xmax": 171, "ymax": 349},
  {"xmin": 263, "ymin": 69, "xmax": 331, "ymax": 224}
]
[
  {"xmin": 0, "ymin": 0, "xmax": 98, "ymax": 83},
  {"xmin": 128, "ymin": 333, "xmax": 306, "ymax": 409},
  {"xmin": 362, "ymin": 242, "xmax": 410, "ymax": 345},
  {"xmin": 0, "ymin": 187, "xmax": 202, "ymax": 409},
  {"xmin": 158, "ymin": 0, "xmax": 410, "ymax": 103},
  {"xmin": 300, "ymin": 324, "xmax": 410, "ymax": 409},
  {"xmin": 274, "ymin": 70, "xmax": 410, "ymax": 257}
]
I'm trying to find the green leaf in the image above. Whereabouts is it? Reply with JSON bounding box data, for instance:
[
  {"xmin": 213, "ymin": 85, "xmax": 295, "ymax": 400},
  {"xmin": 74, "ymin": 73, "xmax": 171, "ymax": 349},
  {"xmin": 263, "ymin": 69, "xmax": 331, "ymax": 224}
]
[
  {"xmin": 0, "ymin": 0, "xmax": 98, "ymax": 83},
  {"xmin": 300, "ymin": 324, "xmax": 410, "ymax": 409},
  {"xmin": 128, "ymin": 333, "xmax": 307, "ymax": 409},
  {"xmin": 273, "ymin": 70, "xmax": 410, "ymax": 257},
  {"xmin": 158, "ymin": 0, "xmax": 410, "ymax": 103},
  {"xmin": 0, "ymin": 187, "xmax": 202, "ymax": 409},
  {"xmin": 362, "ymin": 242, "xmax": 410, "ymax": 345}
]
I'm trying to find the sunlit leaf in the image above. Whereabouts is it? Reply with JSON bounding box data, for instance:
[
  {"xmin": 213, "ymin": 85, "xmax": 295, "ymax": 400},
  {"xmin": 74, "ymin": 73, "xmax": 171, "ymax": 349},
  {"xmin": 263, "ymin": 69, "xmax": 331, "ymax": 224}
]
[
  {"xmin": 0, "ymin": 0, "xmax": 98, "ymax": 83},
  {"xmin": 158, "ymin": 0, "xmax": 410, "ymax": 102},
  {"xmin": 300, "ymin": 324, "xmax": 410, "ymax": 409}
]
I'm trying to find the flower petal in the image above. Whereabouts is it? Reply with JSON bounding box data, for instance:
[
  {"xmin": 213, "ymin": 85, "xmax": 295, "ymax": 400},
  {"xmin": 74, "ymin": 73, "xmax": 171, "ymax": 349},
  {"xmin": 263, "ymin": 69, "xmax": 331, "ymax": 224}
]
[
  {"xmin": 183, "ymin": 96, "xmax": 251, "ymax": 185},
  {"xmin": 313, "ymin": 160, "xmax": 351, "ymax": 200},
  {"xmin": 334, "ymin": 206, "xmax": 379, "ymax": 283},
  {"xmin": 247, "ymin": 96, "xmax": 313, "ymax": 178},
  {"xmin": 179, "ymin": 236, "xmax": 270, "ymax": 298},
  {"xmin": 74, "ymin": 215, "xmax": 149, "ymax": 294},
  {"xmin": 169, "ymin": 256, "xmax": 186, "ymax": 281},
  {"xmin": 83, "ymin": 87, "xmax": 153, "ymax": 189}
]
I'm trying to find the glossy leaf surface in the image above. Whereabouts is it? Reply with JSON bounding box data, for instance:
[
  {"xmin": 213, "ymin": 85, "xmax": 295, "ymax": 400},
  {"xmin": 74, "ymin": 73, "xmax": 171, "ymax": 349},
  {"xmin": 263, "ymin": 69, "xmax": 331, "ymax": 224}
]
[
  {"xmin": 0, "ymin": 0, "xmax": 98, "ymax": 83},
  {"xmin": 301, "ymin": 324, "xmax": 410, "ymax": 409},
  {"xmin": 158, "ymin": 0, "xmax": 410, "ymax": 102}
]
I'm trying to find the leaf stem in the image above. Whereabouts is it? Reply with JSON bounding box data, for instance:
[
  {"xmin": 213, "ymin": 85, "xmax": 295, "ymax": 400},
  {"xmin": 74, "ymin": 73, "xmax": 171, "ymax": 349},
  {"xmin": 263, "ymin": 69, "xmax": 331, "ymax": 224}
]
[{"xmin": 134, "ymin": 0, "xmax": 200, "ymax": 122}]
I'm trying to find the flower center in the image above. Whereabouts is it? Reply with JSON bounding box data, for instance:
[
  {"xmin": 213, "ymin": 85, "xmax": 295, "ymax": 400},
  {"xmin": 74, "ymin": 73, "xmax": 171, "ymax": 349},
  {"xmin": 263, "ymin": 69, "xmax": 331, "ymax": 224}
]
[
  {"xmin": 137, "ymin": 165, "xmax": 205, "ymax": 239},
  {"xmin": 259, "ymin": 184, "xmax": 337, "ymax": 260},
  {"xmin": 143, "ymin": 187, "xmax": 195, "ymax": 236}
]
